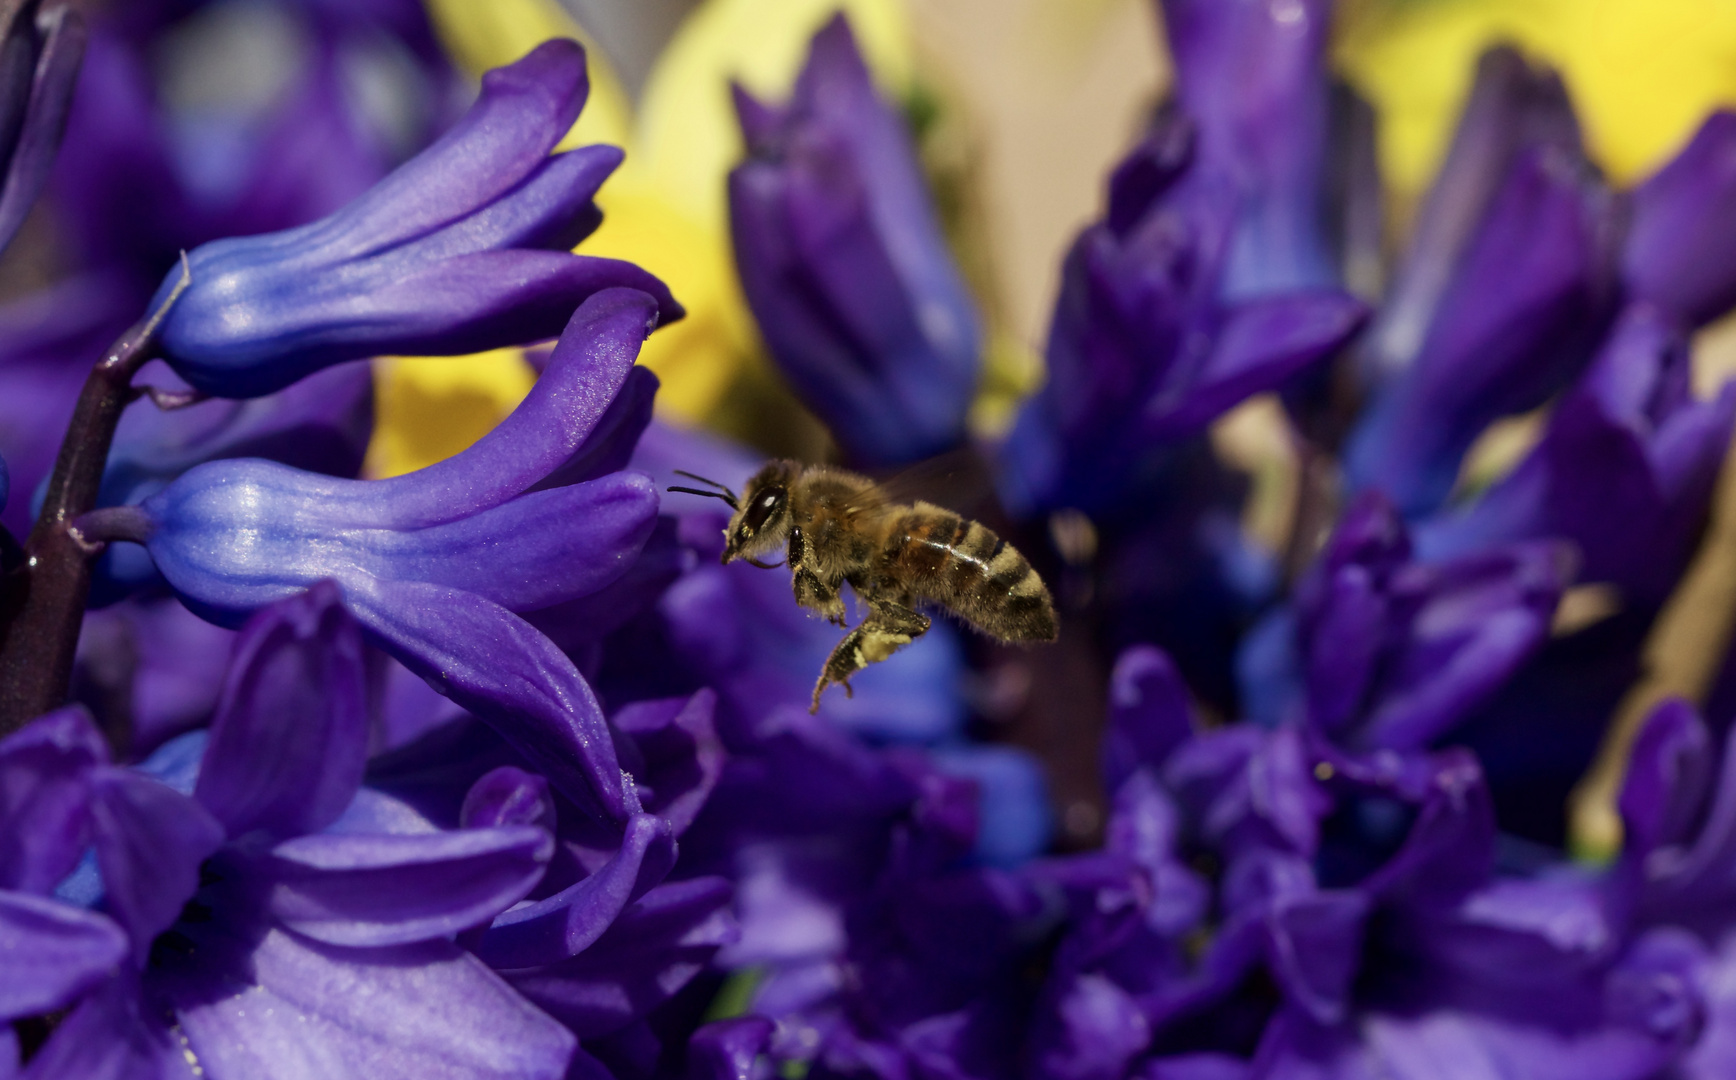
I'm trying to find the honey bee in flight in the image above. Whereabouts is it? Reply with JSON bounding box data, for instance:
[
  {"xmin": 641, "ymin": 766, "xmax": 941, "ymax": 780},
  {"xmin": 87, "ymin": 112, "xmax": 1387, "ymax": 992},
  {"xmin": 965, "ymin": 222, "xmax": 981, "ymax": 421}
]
[{"xmin": 669, "ymin": 460, "xmax": 1058, "ymax": 711}]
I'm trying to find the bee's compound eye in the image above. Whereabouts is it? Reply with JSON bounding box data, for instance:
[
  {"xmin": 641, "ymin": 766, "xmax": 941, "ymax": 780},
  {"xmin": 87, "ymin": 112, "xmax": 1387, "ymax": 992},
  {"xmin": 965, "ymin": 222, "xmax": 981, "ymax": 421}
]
[{"xmin": 742, "ymin": 485, "xmax": 786, "ymax": 534}]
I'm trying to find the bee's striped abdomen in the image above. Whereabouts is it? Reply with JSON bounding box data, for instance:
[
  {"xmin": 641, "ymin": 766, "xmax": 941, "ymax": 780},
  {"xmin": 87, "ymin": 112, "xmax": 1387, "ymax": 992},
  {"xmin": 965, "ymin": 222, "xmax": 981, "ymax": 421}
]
[{"xmin": 880, "ymin": 503, "xmax": 1057, "ymax": 642}]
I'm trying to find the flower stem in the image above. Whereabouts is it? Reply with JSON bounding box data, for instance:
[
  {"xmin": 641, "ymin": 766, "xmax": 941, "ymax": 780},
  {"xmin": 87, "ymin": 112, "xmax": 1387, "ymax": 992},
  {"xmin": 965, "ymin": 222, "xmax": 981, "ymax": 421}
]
[{"xmin": 0, "ymin": 259, "xmax": 188, "ymax": 736}]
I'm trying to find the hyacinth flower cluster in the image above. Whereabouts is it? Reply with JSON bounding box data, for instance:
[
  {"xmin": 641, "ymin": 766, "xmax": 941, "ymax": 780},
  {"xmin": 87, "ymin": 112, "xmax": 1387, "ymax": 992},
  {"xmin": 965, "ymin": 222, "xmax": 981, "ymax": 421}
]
[
  {"xmin": 691, "ymin": 0, "xmax": 1736, "ymax": 1077},
  {"xmin": 11, "ymin": 0, "xmax": 1736, "ymax": 1077}
]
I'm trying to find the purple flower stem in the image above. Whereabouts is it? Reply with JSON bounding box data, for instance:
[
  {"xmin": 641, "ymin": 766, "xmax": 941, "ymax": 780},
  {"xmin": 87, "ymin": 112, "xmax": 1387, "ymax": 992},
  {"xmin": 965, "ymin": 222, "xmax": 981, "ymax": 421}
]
[{"xmin": 0, "ymin": 257, "xmax": 191, "ymax": 736}]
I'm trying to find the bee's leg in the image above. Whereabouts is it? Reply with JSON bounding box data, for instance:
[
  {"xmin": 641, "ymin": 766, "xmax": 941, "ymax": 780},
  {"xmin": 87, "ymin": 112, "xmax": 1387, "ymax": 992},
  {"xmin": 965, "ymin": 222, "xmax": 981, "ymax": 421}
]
[
  {"xmin": 790, "ymin": 525, "xmax": 846, "ymax": 625},
  {"xmin": 810, "ymin": 601, "xmax": 931, "ymax": 712}
]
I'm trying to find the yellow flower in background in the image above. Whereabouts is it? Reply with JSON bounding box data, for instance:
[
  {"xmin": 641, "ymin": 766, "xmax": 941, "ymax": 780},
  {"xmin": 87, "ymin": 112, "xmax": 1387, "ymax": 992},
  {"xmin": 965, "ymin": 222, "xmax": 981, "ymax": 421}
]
[
  {"xmin": 371, "ymin": 0, "xmax": 914, "ymax": 477},
  {"xmin": 1338, "ymin": 0, "xmax": 1736, "ymax": 203},
  {"xmin": 365, "ymin": 351, "xmax": 539, "ymax": 480}
]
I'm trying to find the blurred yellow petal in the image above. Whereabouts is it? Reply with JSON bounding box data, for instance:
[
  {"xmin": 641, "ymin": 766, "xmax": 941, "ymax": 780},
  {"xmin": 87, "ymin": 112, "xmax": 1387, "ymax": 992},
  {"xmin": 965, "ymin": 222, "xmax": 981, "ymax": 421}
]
[
  {"xmin": 632, "ymin": 0, "xmax": 913, "ymax": 234},
  {"xmin": 374, "ymin": 1, "xmax": 636, "ymax": 478},
  {"xmin": 366, "ymin": 351, "xmax": 540, "ymax": 478},
  {"xmin": 968, "ymin": 328, "xmax": 1044, "ymax": 440},
  {"xmin": 422, "ymin": 0, "xmax": 632, "ymax": 149},
  {"xmin": 1552, "ymin": 0, "xmax": 1736, "ymax": 184},
  {"xmin": 582, "ymin": 181, "xmax": 757, "ymax": 422},
  {"xmin": 1338, "ymin": 0, "xmax": 1736, "ymax": 203}
]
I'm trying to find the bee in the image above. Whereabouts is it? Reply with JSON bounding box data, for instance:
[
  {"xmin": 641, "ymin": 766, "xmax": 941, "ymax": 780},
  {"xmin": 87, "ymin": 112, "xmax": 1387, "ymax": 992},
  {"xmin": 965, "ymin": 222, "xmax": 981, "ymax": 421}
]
[{"xmin": 669, "ymin": 460, "xmax": 1058, "ymax": 711}]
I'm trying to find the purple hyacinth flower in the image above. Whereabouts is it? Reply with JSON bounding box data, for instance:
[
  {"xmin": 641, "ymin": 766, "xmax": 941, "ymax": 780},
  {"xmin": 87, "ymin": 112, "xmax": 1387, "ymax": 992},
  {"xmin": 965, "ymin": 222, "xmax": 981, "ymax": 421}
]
[
  {"xmin": 46, "ymin": 0, "xmax": 453, "ymax": 308},
  {"xmin": 1602, "ymin": 702, "xmax": 1736, "ymax": 1078},
  {"xmin": 1101, "ymin": 644, "xmax": 1199, "ymax": 796},
  {"xmin": 1242, "ymin": 492, "xmax": 1573, "ymax": 751},
  {"xmin": 1416, "ymin": 304, "xmax": 1736, "ymax": 605},
  {"xmin": 143, "ymin": 38, "xmax": 681, "ymax": 399},
  {"xmin": 1626, "ymin": 111, "xmax": 1736, "ymax": 330},
  {"xmin": 361, "ymin": 689, "xmax": 739, "ymax": 1038},
  {"xmin": 83, "ymin": 359, "xmax": 375, "ymax": 603},
  {"xmin": 1357, "ymin": 45, "xmax": 1581, "ymax": 387},
  {"xmin": 1158, "ymin": 0, "xmax": 1338, "ymax": 299},
  {"xmin": 1344, "ymin": 137, "xmax": 1619, "ymax": 515},
  {"xmin": 13, "ymin": 586, "xmax": 578, "ymax": 1079},
  {"xmin": 1094, "ymin": 739, "xmax": 1701, "ymax": 1079},
  {"xmin": 0, "ymin": 0, "xmax": 83, "ymax": 256},
  {"xmin": 1624, "ymin": 699, "xmax": 1736, "ymax": 933},
  {"xmin": 128, "ymin": 288, "xmax": 665, "ymax": 823},
  {"xmin": 728, "ymin": 14, "xmax": 981, "ymax": 466},
  {"xmin": 999, "ymin": 105, "xmax": 1366, "ymax": 514}
]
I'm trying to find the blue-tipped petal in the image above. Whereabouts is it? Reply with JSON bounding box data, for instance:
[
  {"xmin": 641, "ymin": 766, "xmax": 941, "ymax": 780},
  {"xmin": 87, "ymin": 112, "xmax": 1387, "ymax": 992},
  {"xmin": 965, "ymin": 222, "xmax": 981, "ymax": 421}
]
[{"xmin": 148, "ymin": 44, "xmax": 680, "ymax": 399}]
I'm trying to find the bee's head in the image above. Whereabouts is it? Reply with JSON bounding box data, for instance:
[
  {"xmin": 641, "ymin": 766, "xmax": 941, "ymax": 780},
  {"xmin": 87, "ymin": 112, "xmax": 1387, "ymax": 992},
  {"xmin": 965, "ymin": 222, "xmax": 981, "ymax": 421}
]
[{"xmin": 723, "ymin": 461, "xmax": 797, "ymax": 566}]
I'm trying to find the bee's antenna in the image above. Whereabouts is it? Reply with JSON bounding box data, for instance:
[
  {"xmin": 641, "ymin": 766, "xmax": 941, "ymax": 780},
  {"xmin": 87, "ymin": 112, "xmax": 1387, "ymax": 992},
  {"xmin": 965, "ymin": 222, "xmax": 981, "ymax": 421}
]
[
  {"xmin": 673, "ymin": 471, "xmax": 738, "ymax": 496},
  {"xmin": 667, "ymin": 486, "xmax": 741, "ymax": 510}
]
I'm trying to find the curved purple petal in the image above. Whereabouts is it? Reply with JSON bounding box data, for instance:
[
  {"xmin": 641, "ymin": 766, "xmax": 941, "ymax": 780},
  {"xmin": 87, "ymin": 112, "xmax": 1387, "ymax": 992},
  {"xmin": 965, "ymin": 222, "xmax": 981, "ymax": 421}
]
[
  {"xmin": 312, "ymin": 285, "xmax": 657, "ymax": 529},
  {"xmin": 727, "ymin": 15, "xmax": 980, "ymax": 465},
  {"xmin": 0, "ymin": 889, "xmax": 126, "ymax": 1021},
  {"xmin": 475, "ymin": 812, "xmax": 673, "ymax": 969},
  {"xmin": 167, "ymin": 926, "xmax": 576, "ymax": 1080},
  {"xmin": 1346, "ymin": 146, "xmax": 1616, "ymax": 516},
  {"xmin": 404, "ymin": 144, "xmax": 622, "ymax": 259},
  {"xmin": 1355, "ymin": 544, "xmax": 1571, "ymax": 751},
  {"xmin": 525, "ymin": 514, "xmax": 687, "ymax": 654},
  {"xmin": 260, "ymin": 824, "xmax": 552, "ymax": 947},
  {"xmin": 0, "ymin": 5, "xmax": 85, "ymax": 255},
  {"xmin": 375, "ymin": 471, "xmax": 657, "ymax": 612},
  {"xmin": 194, "ymin": 582, "xmax": 369, "ymax": 840},
  {"xmin": 286, "ymin": 38, "xmax": 591, "ymax": 262},
  {"xmin": 92, "ymin": 362, "xmax": 376, "ymax": 602},
  {"xmin": 1145, "ymin": 290, "xmax": 1367, "ymax": 438},
  {"xmin": 18, "ymin": 969, "xmax": 193, "ymax": 1080},
  {"xmin": 1102, "ymin": 645, "xmax": 1198, "ymax": 794},
  {"xmin": 504, "ymin": 876, "xmax": 738, "ymax": 1038},
  {"xmin": 1030, "ymin": 972, "xmax": 1151, "ymax": 1080},
  {"xmin": 1642, "ymin": 712, "xmax": 1736, "ymax": 920},
  {"xmin": 1359, "ymin": 45, "xmax": 1580, "ymax": 384},
  {"xmin": 346, "ymin": 579, "xmax": 629, "ymax": 823},
  {"xmin": 1416, "ymin": 304, "xmax": 1736, "ymax": 605},
  {"xmin": 87, "ymin": 767, "xmax": 224, "ymax": 962},
  {"xmin": 1619, "ymin": 699, "xmax": 1711, "ymax": 864},
  {"xmin": 688, "ymin": 1017, "xmax": 775, "ymax": 1080},
  {"xmin": 1362, "ymin": 751, "xmax": 1493, "ymax": 910},
  {"xmin": 461, "ymin": 766, "xmax": 554, "ymax": 832},
  {"xmin": 527, "ymin": 364, "xmax": 659, "ymax": 492},
  {"xmin": 610, "ymin": 689, "xmax": 724, "ymax": 835},
  {"xmin": 1625, "ymin": 111, "xmax": 1736, "ymax": 328},
  {"xmin": 1160, "ymin": 0, "xmax": 1338, "ymax": 298},
  {"xmin": 146, "ymin": 41, "xmax": 682, "ymax": 400},
  {"xmin": 0, "ymin": 704, "xmax": 105, "ymax": 893},
  {"xmin": 1262, "ymin": 889, "xmax": 1369, "ymax": 1025}
]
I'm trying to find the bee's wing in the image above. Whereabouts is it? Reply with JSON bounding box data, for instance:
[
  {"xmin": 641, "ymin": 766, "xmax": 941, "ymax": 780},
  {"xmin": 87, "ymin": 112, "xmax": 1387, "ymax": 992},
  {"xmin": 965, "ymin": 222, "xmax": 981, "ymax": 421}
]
[{"xmin": 840, "ymin": 447, "xmax": 996, "ymax": 517}]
